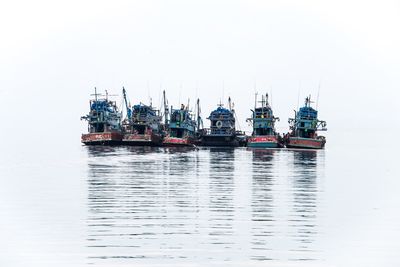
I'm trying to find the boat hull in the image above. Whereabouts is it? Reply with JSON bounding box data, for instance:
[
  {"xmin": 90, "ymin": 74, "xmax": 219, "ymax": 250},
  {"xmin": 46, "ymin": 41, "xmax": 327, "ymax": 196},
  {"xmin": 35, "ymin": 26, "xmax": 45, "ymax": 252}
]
[
  {"xmin": 81, "ymin": 132, "xmax": 123, "ymax": 145},
  {"xmin": 248, "ymin": 136, "xmax": 281, "ymax": 148},
  {"xmin": 162, "ymin": 137, "xmax": 195, "ymax": 147},
  {"xmin": 286, "ymin": 137, "xmax": 325, "ymax": 149},
  {"xmin": 122, "ymin": 133, "xmax": 162, "ymax": 146},
  {"xmin": 200, "ymin": 135, "xmax": 239, "ymax": 147}
]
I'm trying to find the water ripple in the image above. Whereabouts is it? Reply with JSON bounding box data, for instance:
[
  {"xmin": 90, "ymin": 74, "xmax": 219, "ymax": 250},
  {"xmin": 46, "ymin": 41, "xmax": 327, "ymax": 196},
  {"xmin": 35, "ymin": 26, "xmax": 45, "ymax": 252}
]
[{"xmin": 85, "ymin": 147, "xmax": 325, "ymax": 265}]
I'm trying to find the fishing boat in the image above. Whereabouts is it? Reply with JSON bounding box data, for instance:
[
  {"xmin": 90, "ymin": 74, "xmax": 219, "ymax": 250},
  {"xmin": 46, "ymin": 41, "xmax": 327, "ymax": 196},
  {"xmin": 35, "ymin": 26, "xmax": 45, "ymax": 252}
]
[
  {"xmin": 285, "ymin": 96, "xmax": 327, "ymax": 149},
  {"xmin": 121, "ymin": 88, "xmax": 163, "ymax": 146},
  {"xmin": 162, "ymin": 92, "xmax": 199, "ymax": 146},
  {"xmin": 81, "ymin": 88, "xmax": 123, "ymax": 145},
  {"xmin": 200, "ymin": 97, "xmax": 243, "ymax": 147},
  {"xmin": 247, "ymin": 93, "xmax": 283, "ymax": 148}
]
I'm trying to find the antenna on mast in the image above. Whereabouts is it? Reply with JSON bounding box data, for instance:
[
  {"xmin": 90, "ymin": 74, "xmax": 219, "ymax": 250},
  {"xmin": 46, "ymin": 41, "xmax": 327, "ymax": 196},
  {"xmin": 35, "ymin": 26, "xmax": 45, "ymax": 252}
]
[
  {"xmin": 297, "ymin": 81, "xmax": 301, "ymax": 110},
  {"xmin": 222, "ymin": 81, "xmax": 225, "ymax": 103},
  {"xmin": 158, "ymin": 82, "xmax": 162, "ymax": 114},
  {"xmin": 196, "ymin": 98, "xmax": 201, "ymax": 130},
  {"xmin": 306, "ymin": 94, "xmax": 312, "ymax": 107},
  {"xmin": 270, "ymin": 86, "xmax": 273, "ymax": 108},
  {"xmin": 316, "ymin": 81, "xmax": 321, "ymax": 110},
  {"xmin": 262, "ymin": 94, "xmax": 265, "ymax": 109},
  {"xmin": 179, "ymin": 83, "xmax": 182, "ymax": 104},
  {"xmin": 162, "ymin": 90, "xmax": 169, "ymax": 125},
  {"xmin": 147, "ymin": 80, "xmax": 150, "ymax": 104},
  {"xmin": 195, "ymin": 81, "xmax": 199, "ymax": 101},
  {"xmin": 254, "ymin": 92, "xmax": 258, "ymax": 111}
]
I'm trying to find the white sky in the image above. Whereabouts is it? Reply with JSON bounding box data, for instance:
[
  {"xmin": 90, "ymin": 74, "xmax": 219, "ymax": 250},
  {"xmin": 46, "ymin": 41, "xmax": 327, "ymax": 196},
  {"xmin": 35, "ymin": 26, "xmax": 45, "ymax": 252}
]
[
  {"xmin": 1, "ymin": 2, "xmax": 400, "ymax": 266},
  {"xmin": 0, "ymin": 0, "xmax": 399, "ymax": 140}
]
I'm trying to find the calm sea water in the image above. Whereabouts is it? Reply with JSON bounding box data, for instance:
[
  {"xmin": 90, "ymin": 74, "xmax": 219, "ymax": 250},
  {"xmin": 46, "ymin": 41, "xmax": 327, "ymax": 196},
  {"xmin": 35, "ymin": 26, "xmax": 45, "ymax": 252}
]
[{"xmin": 1, "ymin": 133, "xmax": 399, "ymax": 267}]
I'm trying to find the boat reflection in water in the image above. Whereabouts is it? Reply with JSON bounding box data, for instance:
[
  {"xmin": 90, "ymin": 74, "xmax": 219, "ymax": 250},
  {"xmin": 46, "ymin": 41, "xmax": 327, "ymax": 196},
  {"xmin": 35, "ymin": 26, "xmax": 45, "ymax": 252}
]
[
  {"xmin": 249, "ymin": 149, "xmax": 324, "ymax": 262},
  {"xmin": 206, "ymin": 148, "xmax": 236, "ymax": 261},
  {"xmin": 85, "ymin": 146, "xmax": 203, "ymax": 265},
  {"xmin": 84, "ymin": 147, "xmax": 325, "ymax": 266},
  {"xmin": 288, "ymin": 149, "xmax": 324, "ymax": 262},
  {"xmin": 250, "ymin": 149, "xmax": 276, "ymax": 261}
]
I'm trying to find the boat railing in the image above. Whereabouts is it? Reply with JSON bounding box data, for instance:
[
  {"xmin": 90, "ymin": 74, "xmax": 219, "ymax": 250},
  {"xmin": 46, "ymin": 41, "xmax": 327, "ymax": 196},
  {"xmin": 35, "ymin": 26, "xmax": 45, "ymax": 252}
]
[
  {"xmin": 208, "ymin": 114, "xmax": 234, "ymax": 120},
  {"xmin": 203, "ymin": 128, "xmax": 236, "ymax": 136}
]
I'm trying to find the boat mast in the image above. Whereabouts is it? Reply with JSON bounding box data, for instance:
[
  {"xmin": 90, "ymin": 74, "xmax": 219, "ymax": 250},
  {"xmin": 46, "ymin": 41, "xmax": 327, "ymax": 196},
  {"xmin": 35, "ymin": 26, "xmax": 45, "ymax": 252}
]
[
  {"xmin": 196, "ymin": 98, "xmax": 201, "ymax": 130},
  {"xmin": 262, "ymin": 94, "xmax": 265, "ymax": 109},
  {"xmin": 90, "ymin": 87, "xmax": 101, "ymax": 111},
  {"xmin": 316, "ymin": 82, "xmax": 321, "ymax": 110},
  {"xmin": 122, "ymin": 87, "xmax": 131, "ymax": 120},
  {"xmin": 253, "ymin": 92, "xmax": 258, "ymax": 119},
  {"xmin": 254, "ymin": 92, "xmax": 257, "ymax": 110},
  {"xmin": 163, "ymin": 90, "xmax": 169, "ymax": 125}
]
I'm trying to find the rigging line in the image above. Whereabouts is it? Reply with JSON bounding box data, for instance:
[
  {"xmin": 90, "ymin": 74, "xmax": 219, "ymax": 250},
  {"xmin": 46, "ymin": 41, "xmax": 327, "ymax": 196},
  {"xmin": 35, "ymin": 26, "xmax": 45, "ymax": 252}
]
[
  {"xmin": 222, "ymin": 80, "xmax": 225, "ymax": 103},
  {"xmin": 234, "ymin": 105, "xmax": 242, "ymax": 131},
  {"xmin": 147, "ymin": 80, "xmax": 150, "ymax": 105},
  {"xmin": 297, "ymin": 81, "xmax": 301, "ymax": 111},
  {"xmin": 118, "ymin": 91, "xmax": 124, "ymax": 114},
  {"xmin": 158, "ymin": 83, "xmax": 162, "ymax": 115},
  {"xmin": 270, "ymin": 86, "xmax": 273, "ymax": 109},
  {"xmin": 121, "ymin": 91, "xmax": 127, "ymax": 119},
  {"xmin": 195, "ymin": 81, "xmax": 199, "ymax": 100},
  {"xmin": 316, "ymin": 81, "xmax": 321, "ymax": 110},
  {"xmin": 179, "ymin": 82, "xmax": 182, "ymax": 105}
]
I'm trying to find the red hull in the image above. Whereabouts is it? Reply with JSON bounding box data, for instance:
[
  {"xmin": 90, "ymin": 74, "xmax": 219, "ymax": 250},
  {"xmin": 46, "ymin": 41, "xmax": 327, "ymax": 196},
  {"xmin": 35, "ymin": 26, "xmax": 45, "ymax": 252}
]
[
  {"xmin": 286, "ymin": 137, "xmax": 325, "ymax": 149},
  {"xmin": 81, "ymin": 132, "xmax": 123, "ymax": 145},
  {"xmin": 163, "ymin": 137, "xmax": 194, "ymax": 146},
  {"xmin": 248, "ymin": 136, "xmax": 281, "ymax": 148},
  {"xmin": 122, "ymin": 133, "xmax": 162, "ymax": 146}
]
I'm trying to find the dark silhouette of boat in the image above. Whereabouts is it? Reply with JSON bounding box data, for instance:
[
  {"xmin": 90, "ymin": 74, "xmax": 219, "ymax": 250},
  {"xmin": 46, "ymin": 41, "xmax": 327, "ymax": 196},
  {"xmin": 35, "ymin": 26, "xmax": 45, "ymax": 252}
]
[
  {"xmin": 162, "ymin": 91, "xmax": 201, "ymax": 146},
  {"xmin": 81, "ymin": 88, "xmax": 123, "ymax": 145},
  {"xmin": 285, "ymin": 96, "xmax": 327, "ymax": 149},
  {"xmin": 200, "ymin": 97, "xmax": 245, "ymax": 147},
  {"xmin": 247, "ymin": 93, "xmax": 283, "ymax": 148},
  {"xmin": 121, "ymin": 87, "xmax": 163, "ymax": 146}
]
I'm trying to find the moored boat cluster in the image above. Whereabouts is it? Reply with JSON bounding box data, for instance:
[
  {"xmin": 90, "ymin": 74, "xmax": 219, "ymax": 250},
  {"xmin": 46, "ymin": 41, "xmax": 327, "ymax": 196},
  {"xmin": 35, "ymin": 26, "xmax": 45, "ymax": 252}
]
[{"xmin": 81, "ymin": 88, "xmax": 327, "ymax": 149}]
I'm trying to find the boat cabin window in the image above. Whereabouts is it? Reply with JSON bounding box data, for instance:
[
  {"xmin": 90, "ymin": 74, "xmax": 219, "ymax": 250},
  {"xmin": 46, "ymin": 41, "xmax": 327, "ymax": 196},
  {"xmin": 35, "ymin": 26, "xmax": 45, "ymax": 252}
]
[
  {"xmin": 170, "ymin": 128, "xmax": 184, "ymax": 138},
  {"xmin": 212, "ymin": 121, "xmax": 232, "ymax": 128},
  {"xmin": 94, "ymin": 124, "xmax": 104, "ymax": 133},
  {"xmin": 134, "ymin": 125, "xmax": 146, "ymax": 134},
  {"xmin": 172, "ymin": 111, "xmax": 184, "ymax": 123},
  {"xmin": 255, "ymin": 128, "xmax": 272, "ymax": 136},
  {"xmin": 298, "ymin": 129, "xmax": 315, "ymax": 138}
]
